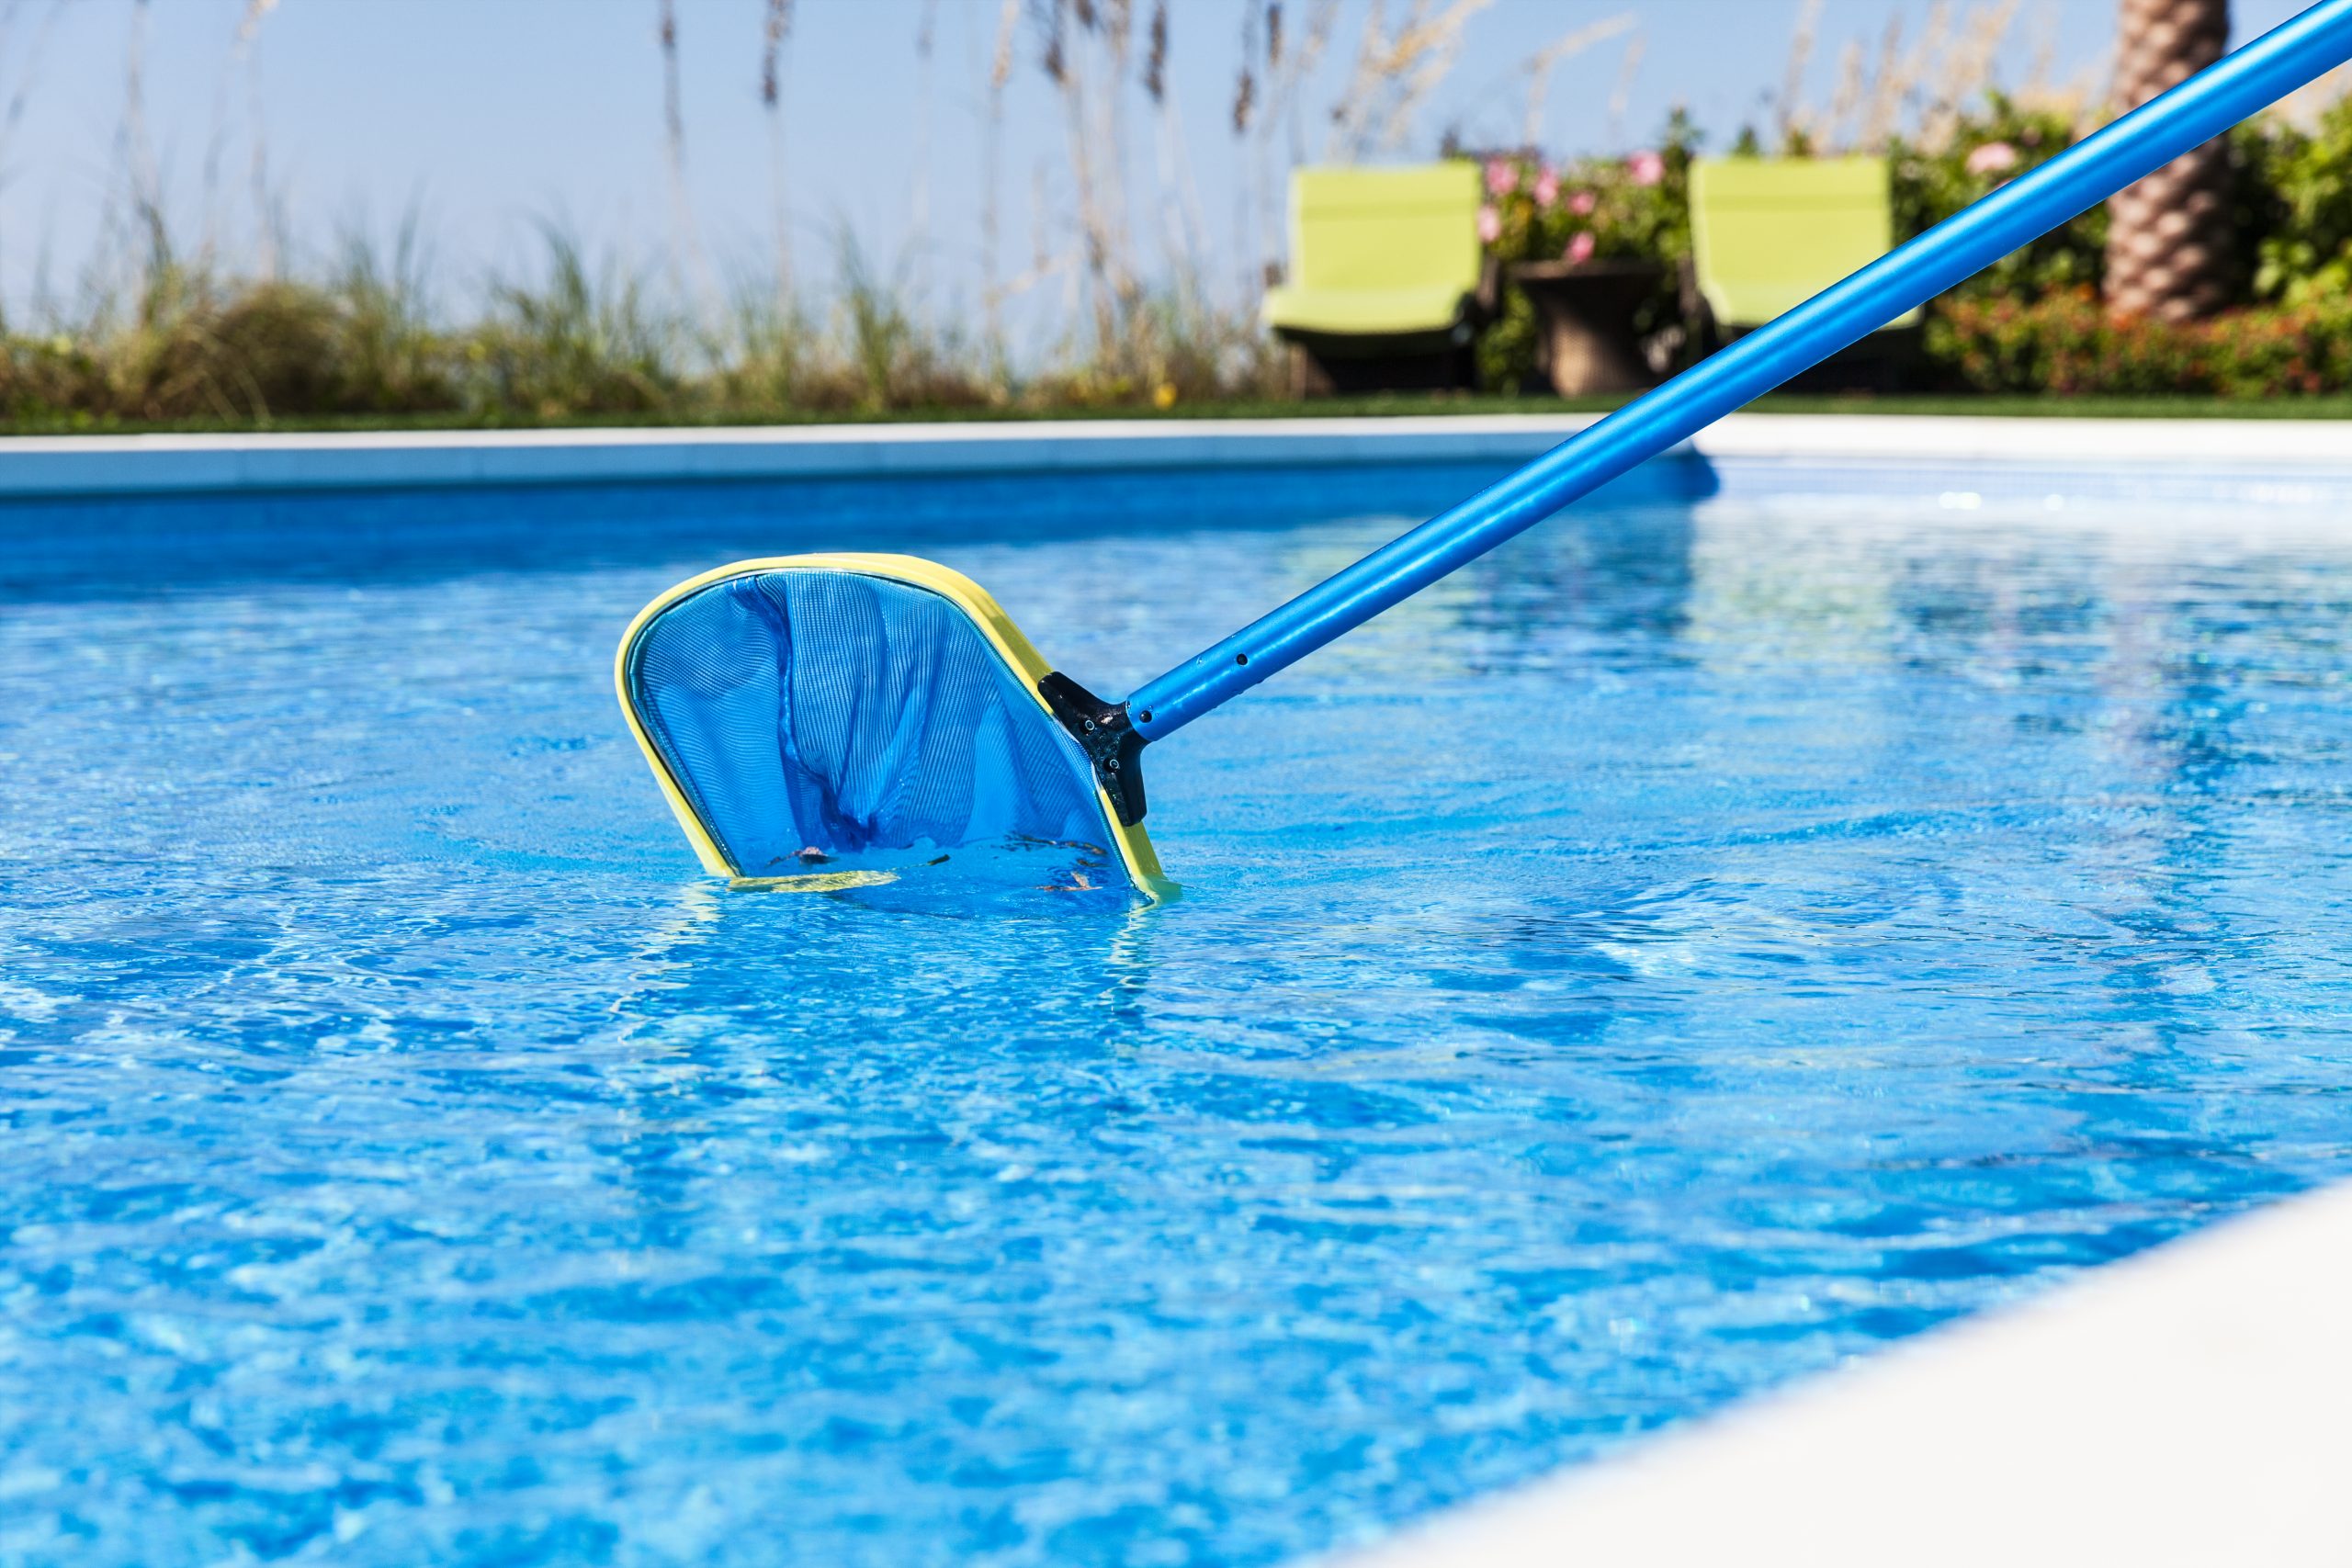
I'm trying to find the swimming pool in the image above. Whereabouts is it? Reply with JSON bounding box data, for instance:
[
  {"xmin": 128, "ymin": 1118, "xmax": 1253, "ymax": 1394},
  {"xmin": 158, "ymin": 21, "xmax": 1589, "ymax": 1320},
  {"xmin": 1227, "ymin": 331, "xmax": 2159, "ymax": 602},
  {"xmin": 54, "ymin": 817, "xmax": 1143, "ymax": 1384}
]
[{"xmin": 4, "ymin": 451, "xmax": 2350, "ymax": 1565}]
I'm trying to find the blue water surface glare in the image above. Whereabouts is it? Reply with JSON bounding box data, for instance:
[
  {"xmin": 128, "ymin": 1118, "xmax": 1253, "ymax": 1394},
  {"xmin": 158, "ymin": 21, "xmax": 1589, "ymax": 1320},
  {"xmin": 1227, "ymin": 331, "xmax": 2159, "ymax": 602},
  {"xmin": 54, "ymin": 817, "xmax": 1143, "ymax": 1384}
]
[{"xmin": 3, "ymin": 459, "xmax": 2350, "ymax": 1566}]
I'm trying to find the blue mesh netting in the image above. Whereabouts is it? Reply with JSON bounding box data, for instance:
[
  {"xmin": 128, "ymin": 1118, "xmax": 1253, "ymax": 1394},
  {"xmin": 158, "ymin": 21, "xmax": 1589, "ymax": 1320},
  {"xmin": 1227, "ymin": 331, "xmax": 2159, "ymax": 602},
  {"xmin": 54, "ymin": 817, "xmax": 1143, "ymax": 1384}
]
[{"xmin": 624, "ymin": 570, "xmax": 1111, "ymax": 876}]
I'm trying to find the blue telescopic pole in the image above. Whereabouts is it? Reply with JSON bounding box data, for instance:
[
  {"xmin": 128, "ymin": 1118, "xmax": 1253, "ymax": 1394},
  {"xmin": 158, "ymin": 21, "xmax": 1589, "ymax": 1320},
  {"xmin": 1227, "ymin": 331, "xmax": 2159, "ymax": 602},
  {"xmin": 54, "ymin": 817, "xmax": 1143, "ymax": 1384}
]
[{"xmin": 1125, "ymin": 0, "xmax": 2352, "ymax": 742}]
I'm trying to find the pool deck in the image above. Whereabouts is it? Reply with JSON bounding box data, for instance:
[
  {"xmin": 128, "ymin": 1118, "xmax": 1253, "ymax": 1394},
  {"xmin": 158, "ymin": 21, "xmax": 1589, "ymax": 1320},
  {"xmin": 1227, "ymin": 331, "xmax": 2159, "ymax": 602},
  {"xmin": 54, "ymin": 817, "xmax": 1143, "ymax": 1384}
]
[
  {"xmin": 1329, "ymin": 1179, "xmax": 2352, "ymax": 1567},
  {"xmin": 5, "ymin": 412, "xmax": 2352, "ymax": 495}
]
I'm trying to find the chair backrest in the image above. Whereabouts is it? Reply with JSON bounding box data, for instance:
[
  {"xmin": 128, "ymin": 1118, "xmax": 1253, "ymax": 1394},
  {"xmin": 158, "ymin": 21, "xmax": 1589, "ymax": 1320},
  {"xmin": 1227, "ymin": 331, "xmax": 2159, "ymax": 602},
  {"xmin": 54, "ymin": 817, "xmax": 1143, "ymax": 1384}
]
[
  {"xmin": 1690, "ymin": 156, "xmax": 1912, "ymax": 329},
  {"xmin": 1288, "ymin": 164, "xmax": 1484, "ymax": 296}
]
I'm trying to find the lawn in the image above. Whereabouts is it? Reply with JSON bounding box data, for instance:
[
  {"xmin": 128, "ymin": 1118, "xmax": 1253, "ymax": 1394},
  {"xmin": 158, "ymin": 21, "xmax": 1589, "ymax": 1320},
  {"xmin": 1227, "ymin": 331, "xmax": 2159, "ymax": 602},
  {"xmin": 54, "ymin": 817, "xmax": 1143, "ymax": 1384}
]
[{"xmin": 7, "ymin": 391, "xmax": 2352, "ymax": 438}]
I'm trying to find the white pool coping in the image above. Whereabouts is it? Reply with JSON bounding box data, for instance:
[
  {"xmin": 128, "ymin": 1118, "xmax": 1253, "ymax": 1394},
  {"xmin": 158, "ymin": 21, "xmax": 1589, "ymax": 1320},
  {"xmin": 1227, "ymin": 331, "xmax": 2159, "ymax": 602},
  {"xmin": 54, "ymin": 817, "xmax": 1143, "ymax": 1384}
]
[
  {"xmin": 1329, "ymin": 1178, "xmax": 2352, "ymax": 1567},
  {"xmin": 1695, "ymin": 409, "xmax": 2352, "ymax": 466},
  {"xmin": 0, "ymin": 415, "xmax": 1607, "ymax": 495},
  {"xmin": 4, "ymin": 412, "xmax": 2352, "ymax": 495}
]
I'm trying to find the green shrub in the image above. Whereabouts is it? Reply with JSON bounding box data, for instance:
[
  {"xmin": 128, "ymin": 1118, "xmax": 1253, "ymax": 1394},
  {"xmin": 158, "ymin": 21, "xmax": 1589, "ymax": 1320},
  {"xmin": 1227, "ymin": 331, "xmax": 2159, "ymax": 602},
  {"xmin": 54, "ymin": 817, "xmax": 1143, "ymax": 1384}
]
[
  {"xmin": 1889, "ymin": 94, "xmax": 2105, "ymax": 300},
  {"xmin": 1, "ymin": 268, "xmax": 387, "ymax": 423},
  {"xmin": 1891, "ymin": 94, "xmax": 2352, "ymax": 313},
  {"xmin": 2242, "ymin": 97, "xmax": 2352, "ymax": 306},
  {"xmin": 1931, "ymin": 287, "xmax": 2352, "ymax": 397}
]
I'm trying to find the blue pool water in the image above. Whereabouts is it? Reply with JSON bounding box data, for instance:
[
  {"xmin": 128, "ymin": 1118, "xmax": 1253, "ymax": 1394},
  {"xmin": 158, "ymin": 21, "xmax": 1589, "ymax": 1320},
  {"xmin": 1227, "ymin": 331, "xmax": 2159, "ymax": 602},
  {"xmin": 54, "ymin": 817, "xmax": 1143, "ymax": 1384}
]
[{"xmin": 4, "ymin": 457, "xmax": 2351, "ymax": 1566}]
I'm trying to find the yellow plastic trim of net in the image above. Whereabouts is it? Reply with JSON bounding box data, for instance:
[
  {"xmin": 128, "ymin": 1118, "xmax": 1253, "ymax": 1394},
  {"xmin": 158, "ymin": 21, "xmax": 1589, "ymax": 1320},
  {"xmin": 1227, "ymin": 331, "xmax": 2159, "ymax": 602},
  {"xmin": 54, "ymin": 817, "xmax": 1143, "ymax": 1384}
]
[{"xmin": 615, "ymin": 553, "xmax": 1176, "ymax": 902}]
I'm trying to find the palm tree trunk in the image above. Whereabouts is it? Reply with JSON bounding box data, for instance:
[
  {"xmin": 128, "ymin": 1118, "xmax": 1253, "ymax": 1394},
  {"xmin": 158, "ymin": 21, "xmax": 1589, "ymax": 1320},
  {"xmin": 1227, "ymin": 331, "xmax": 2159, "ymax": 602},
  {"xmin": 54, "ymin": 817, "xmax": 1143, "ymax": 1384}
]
[{"xmin": 2104, "ymin": 0, "xmax": 2233, "ymax": 321}]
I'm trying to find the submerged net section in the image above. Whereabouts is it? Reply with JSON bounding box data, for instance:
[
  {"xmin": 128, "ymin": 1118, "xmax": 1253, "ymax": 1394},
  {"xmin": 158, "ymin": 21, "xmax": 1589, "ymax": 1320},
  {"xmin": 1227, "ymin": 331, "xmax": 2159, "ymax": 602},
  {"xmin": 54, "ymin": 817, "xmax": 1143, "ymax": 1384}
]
[{"xmin": 625, "ymin": 570, "xmax": 1109, "ymax": 877}]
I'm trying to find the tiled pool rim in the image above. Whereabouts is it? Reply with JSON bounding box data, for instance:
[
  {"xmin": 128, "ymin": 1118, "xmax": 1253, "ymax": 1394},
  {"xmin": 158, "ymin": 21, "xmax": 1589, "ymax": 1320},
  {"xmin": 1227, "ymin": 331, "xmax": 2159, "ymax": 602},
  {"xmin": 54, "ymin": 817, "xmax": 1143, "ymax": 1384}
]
[
  {"xmin": 6, "ymin": 412, "xmax": 2352, "ymax": 501},
  {"xmin": 8, "ymin": 412, "xmax": 2348, "ymax": 1557}
]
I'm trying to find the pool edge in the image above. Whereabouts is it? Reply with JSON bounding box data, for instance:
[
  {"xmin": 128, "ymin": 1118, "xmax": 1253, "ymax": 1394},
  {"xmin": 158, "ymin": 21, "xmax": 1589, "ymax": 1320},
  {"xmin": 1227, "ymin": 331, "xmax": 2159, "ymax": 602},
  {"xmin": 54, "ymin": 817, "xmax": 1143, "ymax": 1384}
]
[
  {"xmin": 7, "ymin": 412, "xmax": 2352, "ymax": 498},
  {"xmin": 0, "ymin": 416, "xmax": 1618, "ymax": 497}
]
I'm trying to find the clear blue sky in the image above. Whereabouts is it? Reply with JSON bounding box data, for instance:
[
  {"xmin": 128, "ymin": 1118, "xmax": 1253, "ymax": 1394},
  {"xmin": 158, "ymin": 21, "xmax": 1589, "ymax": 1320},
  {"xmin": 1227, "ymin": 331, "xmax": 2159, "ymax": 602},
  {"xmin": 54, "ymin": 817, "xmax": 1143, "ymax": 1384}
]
[{"xmin": 0, "ymin": 0, "xmax": 2319, "ymax": 330}]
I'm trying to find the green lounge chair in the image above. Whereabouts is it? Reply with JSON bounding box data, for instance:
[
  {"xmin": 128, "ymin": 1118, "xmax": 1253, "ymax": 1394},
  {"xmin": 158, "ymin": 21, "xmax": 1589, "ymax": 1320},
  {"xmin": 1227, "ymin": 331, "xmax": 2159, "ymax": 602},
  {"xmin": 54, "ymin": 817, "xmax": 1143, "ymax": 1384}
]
[
  {"xmin": 1688, "ymin": 156, "xmax": 1917, "ymax": 344},
  {"xmin": 1263, "ymin": 164, "xmax": 1496, "ymax": 394}
]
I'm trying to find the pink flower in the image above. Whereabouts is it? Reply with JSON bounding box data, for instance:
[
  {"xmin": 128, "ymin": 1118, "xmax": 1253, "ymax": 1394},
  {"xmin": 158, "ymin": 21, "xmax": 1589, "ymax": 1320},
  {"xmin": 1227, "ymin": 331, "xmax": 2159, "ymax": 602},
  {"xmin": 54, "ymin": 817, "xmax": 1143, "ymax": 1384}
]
[
  {"xmin": 1564, "ymin": 231, "xmax": 1596, "ymax": 265},
  {"xmin": 1477, "ymin": 204, "xmax": 1502, "ymax": 243},
  {"xmin": 1532, "ymin": 166, "xmax": 1561, "ymax": 209},
  {"xmin": 1568, "ymin": 188, "xmax": 1597, "ymax": 217},
  {"xmin": 1626, "ymin": 149, "xmax": 1664, "ymax": 186},
  {"xmin": 1965, "ymin": 141, "xmax": 2019, "ymax": 176},
  {"xmin": 1484, "ymin": 157, "xmax": 1519, "ymax": 197}
]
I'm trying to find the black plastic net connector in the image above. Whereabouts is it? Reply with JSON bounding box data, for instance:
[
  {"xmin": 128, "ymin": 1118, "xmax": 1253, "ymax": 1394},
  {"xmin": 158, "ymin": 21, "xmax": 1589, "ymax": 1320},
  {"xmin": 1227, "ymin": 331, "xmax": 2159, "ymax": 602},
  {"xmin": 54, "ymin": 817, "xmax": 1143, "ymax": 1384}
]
[{"xmin": 1037, "ymin": 672, "xmax": 1148, "ymax": 827}]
